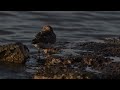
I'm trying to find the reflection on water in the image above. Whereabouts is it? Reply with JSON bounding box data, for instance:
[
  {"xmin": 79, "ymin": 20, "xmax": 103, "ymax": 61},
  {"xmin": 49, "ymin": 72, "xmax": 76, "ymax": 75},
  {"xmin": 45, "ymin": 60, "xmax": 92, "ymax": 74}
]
[
  {"xmin": 0, "ymin": 11, "xmax": 120, "ymax": 79},
  {"xmin": 0, "ymin": 62, "xmax": 30, "ymax": 79}
]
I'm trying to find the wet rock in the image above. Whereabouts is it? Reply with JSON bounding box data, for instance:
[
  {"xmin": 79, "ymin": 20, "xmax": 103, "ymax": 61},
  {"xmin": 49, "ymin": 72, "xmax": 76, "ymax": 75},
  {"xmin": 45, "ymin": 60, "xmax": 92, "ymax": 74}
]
[
  {"xmin": 32, "ymin": 37, "xmax": 120, "ymax": 79},
  {"xmin": 99, "ymin": 47, "xmax": 120, "ymax": 57},
  {"xmin": 104, "ymin": 37, "xmax": 120, "ymax": 44},
  {"xmin": 44, "ymin": 48, "xmax": 60, "ymax": 55},
  {"xmin": 44, "ymin": 54, "xmax": 83, "ymax": 66},
  {"xmin": 79, "ymin": 41, "xmax": 120, "ymax": 57},
  {"xmin": 33, "ymin": 64, "xmax": 98, "ymax": 79},
  {"xmin": 0, "ymin": 42, "xmax": 29, "ymax": 64},
  {"xmin": 97, "ymin": 62, "xmax": 120, "ymax": 79},
  {"xmin": 33, "ymin": 72, "xmax": 98, "ymax": 79},
  {"xmin": 33, "ymin": 54, "xmax": 99, "ymax": 79},
  {"xmin": 82, "ymin": 54, "xmax": 113, "ymax": 67}
]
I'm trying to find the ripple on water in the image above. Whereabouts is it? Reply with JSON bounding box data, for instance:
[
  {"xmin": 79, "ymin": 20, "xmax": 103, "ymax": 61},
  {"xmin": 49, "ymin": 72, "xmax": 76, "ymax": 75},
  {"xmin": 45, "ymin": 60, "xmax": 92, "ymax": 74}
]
[
  {"xmin": 0, "ymin": 30, "xmax": 14, "ymax": 35},
  {"xmin": 0, "ymin": 11, "xmax": 17, "ymax": 17}
]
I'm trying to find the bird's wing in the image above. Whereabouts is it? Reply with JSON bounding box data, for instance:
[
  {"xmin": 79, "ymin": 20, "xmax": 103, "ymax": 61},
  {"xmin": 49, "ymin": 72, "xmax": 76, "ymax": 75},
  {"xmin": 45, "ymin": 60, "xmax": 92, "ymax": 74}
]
[{"xmin": 35, "ymin": 31, "xmax": 50, "ymax": 43}]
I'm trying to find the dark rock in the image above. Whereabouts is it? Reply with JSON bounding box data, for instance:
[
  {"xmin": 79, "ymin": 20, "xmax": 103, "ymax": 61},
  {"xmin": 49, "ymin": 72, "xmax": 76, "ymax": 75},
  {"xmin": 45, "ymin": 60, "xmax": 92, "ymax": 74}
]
[
  {"xmin": 82, "ymin": 54, "xmax": 113, "ymax": 67},
  {"xmin": 79, "ymin": 41, "xmax": 120, "ymax": 57},
  {"xmin": 33, "ymin": 64, "xmax": 98, "ymax": 79},
  {"xmin": 0, "ymin": 42, "xmax": 29, "ymax": 64},
  {"xmin": 32, "ymin": 37, "xmax": 120, "ymax": 79},
  {"xmin": 33, "ymin": 54, "xmax": 99, "ymax": 79}
]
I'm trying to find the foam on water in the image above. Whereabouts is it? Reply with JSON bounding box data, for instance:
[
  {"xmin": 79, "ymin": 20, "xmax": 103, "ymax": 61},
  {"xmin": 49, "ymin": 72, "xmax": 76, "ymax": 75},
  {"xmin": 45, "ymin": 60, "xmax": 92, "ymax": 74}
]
[
  {"xmin": 110, "ymin": 57, "xmax": 120, "ymax": 62},
  {"xmin": 86, "ymin": 67, "xmax": 102, "ymax": 74}
]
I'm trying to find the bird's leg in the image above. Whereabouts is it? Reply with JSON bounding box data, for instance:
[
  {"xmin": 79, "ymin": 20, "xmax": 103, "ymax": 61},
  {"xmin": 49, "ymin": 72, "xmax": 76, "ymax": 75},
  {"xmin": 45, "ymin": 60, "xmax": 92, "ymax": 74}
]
[
  {"xmin": 44, "ymin": 49, "xmax": 48, "ymax": 55},
  {"xmin": 42, "ymin": 49, "xmax": 49, "ymax": 59},
  {"xmin": 41, "ymin": 49, "xmax": 46, "ymax": 59},
  {"xmin": 37, "ymin": 49, "xmax": 45, "ymax": 64},
  {"xmin": 41, "ymin": 50, "xmax": 45, "ymax": 59},
  {"xmin": 37, "ymin": 49, "xmax": 41, "ymax": 60}
]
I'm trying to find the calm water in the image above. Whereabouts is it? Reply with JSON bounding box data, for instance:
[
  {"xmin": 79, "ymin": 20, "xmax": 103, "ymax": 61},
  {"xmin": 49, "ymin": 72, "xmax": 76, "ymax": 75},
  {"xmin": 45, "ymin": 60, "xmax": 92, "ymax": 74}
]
[{"xmin": 0, "ymin": 11, "xmax": 120, "ymax": 79}]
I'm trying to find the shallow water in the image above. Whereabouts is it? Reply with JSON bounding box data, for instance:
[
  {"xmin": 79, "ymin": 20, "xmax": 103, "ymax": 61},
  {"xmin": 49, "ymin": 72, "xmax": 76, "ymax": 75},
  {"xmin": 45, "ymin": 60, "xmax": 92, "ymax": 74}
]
[{"xmin": 0, "ymin": 11, "xmax": 120, "ymax": 79}]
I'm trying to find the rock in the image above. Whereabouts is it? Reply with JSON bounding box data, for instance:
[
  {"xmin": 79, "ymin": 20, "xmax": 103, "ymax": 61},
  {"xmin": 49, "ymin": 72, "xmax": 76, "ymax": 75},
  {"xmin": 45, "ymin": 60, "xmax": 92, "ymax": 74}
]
[
  {"xmin": 79, "ymin": 41, "xmax": 120, "ymax": 57},
  {"xmin": 33, "ymin": 65, "xmax": 98, "ymax": 79},
  {"xmin": 104, "ymin": 37, "xmax": 120, "ymax": 44},
  {"xmin": 32, "ymin": 39, "xmax": 120, "ymax": 79},
  {"xmin": 0, "ymin": 42, "xmax": 29, "ymax": 64},
  {"xmin": 32, "ymin": 54, "xmax": 99, "ymax": 79}
]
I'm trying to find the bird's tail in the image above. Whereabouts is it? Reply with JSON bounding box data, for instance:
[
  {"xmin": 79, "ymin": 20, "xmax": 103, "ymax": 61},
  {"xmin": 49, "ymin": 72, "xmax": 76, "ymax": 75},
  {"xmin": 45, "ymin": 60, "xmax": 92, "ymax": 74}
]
[{"xmin": 32, "ymin": 38, "xmax": 38, "ymax": 44}]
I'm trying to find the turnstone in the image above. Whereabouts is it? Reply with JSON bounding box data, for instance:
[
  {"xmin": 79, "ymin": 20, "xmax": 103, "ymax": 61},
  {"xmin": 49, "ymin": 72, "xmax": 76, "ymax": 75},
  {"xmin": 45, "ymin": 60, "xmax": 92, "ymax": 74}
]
[{"xmin": 32, "ymin": 25, "xmax": 56, "ymax": 59}]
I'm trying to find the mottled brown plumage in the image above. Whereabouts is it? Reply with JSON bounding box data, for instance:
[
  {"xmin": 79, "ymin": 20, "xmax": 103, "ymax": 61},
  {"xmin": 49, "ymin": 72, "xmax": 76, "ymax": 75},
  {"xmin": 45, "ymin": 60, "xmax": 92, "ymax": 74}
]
[{"xmin": 32, "ymin": 25, "xmax": 56, "ymax": 59}]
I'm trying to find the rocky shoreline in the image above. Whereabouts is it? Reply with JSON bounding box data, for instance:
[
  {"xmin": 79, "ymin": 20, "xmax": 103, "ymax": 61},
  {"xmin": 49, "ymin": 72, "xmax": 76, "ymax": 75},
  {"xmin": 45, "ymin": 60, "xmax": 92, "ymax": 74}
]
[
  {"xmin": 33, "ymin": 37, "xmax": 120, "ymax": 79},
  {"xmin": 1, "ymin": 37, "xmax": 120, "ymax": 79}
]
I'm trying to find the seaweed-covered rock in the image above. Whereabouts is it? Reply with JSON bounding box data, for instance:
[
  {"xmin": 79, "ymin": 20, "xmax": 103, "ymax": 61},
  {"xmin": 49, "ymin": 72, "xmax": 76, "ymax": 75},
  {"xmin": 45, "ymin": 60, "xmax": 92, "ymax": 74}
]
[
  {"xmin": 33, "ymin": 64, "xmax": 98, "ymax": 79},
  {"xmin": 0, "ymin": 42, "xmax": 29, "ymax": 64},
  {"xmin": 32, "ymin": 38, "xmax": 120, "ymax": 79},
  {"xmin": 32, "ymin": 54, "xmax": 99, "ymax": 79}
]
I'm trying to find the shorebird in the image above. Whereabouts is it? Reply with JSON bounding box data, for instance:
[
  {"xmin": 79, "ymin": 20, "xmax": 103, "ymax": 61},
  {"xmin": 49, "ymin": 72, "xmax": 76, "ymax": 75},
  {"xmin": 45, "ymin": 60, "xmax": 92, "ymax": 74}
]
[{"xmin": 32, "ymin": 25, "xmax": 56, "ymax": 60}]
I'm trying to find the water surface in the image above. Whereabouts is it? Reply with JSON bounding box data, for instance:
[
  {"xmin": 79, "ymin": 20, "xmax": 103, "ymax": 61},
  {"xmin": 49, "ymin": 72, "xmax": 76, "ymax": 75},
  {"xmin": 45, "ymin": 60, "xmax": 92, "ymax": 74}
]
[{"xmin": 0, "ymin": 11, "xmax": 120, "ymax": 79}]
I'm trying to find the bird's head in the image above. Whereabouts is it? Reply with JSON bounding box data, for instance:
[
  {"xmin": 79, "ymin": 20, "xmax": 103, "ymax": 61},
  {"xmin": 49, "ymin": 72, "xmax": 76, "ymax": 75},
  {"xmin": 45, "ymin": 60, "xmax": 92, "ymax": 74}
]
[{"xmin": 42, "ymin": 25, "xmax": 53, "ymax": 32}]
